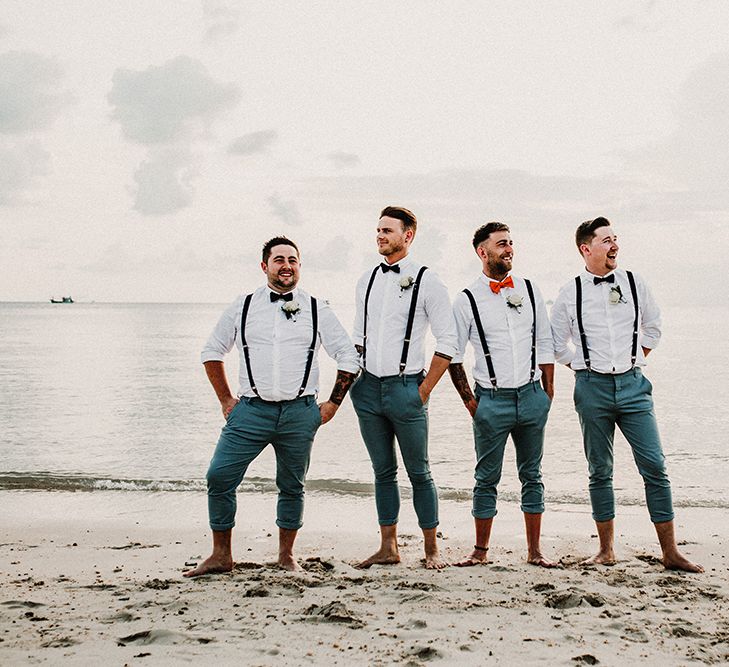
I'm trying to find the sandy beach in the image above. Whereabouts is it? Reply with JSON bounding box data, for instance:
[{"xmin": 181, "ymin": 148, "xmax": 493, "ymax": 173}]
[{"xmin": 1, "ymin": 489, "xmax": 727, "ymax": 666}]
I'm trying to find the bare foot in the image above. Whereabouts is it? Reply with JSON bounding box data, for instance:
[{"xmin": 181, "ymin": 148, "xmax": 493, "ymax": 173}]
[
  {"xmin": 663, "ymin": 552, "xmax": 704, "ymax": 573},
  {"xmin": 183, "ymin": 554, "xmax": 233, "ymax": 578},
  {"xmin": 454, "ymin": 549, "xmax": 489, "ymax": 567},
  {"xmin": 581, "ymin": 551, "xmax": 616, "ymax": 566},
  {"xmin": 277, "ymin": 554, "xmax": 301, "ymax": 572},
  {"xmin": 424, "ymin": 552, "xmax": 448, "ymax": 570},
  {"xmin": 355, "ymin": 549, "xmax": 401, "ymax": 569},
  {"xmin": 528, "ymin": 554, "xmax": 559, "ymax": 568}
]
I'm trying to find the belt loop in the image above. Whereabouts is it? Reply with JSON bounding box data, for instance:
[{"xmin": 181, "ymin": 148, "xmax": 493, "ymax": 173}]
[
  {"xmin": 532, "ymin": 381, "xmax": 537, "ymax": 393},
  {"xmin": 490, "ymin": 388, "xmax": 495, "ymax": 399}
]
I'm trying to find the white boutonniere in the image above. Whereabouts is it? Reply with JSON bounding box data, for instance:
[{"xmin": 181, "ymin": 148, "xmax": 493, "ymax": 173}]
[
  {"xmin": 281, "ymin": 300, "xmax": 301, "ymax": 320},
  {"xmin": 399, "ymin": 276, "xmax": 415, "ymax": 293},
  {"xmin": 609, "ymin": 286, "xmax": 627, "ymax": 305},
  {"xmin": 506, "ymin": 294, "xmax": 523, "ymax": 313}
]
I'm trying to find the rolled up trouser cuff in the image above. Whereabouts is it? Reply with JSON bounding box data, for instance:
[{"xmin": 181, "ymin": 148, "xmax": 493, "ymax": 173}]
[
  {"xmin": 275, "ymin": 519, "xmax": 303, "ymax": 530},
  {"xmin": 210, "ymin": 522, "xmax": 235, "ymax": 531},
  {"xmin": 472, "ymin": 509, "xmax": 498, "ymax": 520}
]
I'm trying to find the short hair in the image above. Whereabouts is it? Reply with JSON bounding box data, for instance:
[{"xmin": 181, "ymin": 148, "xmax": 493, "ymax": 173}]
[
  {"xmin": 472, "ymin": 222, "xmax": 510, "ymax": 249},
  {"xmin": 262, "ymin": 236, "xmax": 299, "ymax": 263},
  {"xmin": 380, "ymin": 206, "xmax": 417, "ymax": 234},
  {"xmin": 575, "ymin": 217, "xmax": 611, "ymax": 250}
]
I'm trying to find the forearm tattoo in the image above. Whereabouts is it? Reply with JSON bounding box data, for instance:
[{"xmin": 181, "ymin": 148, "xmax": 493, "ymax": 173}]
[
  {"xmin": 328, "ymin": 370, "xmax": 358, "ymax": 406},
  {"xmin": 448, "ymin": 363, "xmax": 475, "ymax": 403}
]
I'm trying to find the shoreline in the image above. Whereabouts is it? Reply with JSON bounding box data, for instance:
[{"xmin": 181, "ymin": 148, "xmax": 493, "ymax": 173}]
[{"xmin": 2, "ymin": 490, "xmax": 728, "ymax": 665}]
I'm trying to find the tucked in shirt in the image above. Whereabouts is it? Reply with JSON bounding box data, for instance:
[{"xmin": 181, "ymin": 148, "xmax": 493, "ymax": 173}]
[
  {"xmin": 201, "ymin": 285, "xmax": 359, "ymax": 401},
  {"xmin": 550, "ymin": 268, "xmax": 661, "ymax": 374},
  {"xmin": 352, "ymin": 256, "xmax": 458, "ymax": 377},
  {"xmin": 452, "ymin": 273, "xmax": 554, "ymax": 388}
]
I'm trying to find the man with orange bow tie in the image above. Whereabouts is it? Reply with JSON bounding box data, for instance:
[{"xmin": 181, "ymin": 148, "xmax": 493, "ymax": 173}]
[{"xmin": 448, "ymin": 222, "xmax": 557, "ymax": 567}]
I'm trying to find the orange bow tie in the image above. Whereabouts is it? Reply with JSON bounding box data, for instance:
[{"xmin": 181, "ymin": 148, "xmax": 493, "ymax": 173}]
[{"xmin": 489, "ymin": 276, "xmax": 514, "ymax": 294}]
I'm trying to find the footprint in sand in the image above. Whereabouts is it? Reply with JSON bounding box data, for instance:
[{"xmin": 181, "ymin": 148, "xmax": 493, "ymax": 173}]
[
  {"xmin": 117, "ymin": 629, "xmax": 214, "ymax": 646},
  {"xmin": 302, "ymin": 601, "xmax": 364, "ymax": 629}
]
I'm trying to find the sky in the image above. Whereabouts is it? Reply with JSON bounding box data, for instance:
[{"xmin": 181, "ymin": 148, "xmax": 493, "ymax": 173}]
[{"xmin": 1, "ymin": 0, "xmax": 728, "ymax": 305}]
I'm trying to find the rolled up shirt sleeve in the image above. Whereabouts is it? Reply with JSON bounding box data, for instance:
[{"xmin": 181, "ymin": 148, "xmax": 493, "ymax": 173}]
[
  {"xmin": 424, "ymin": 272, "xmax": 458, "ymax": 359},
  {"xmin": 637, "ymin": 274, "xmax": 661, "ymax": 350},
  {"xmin": 451, "ymin": 292, "xmax": 471, "ymax": 365},
  {"xmin": 318, "ymin": 301, "xmax": 360, "ymax": 373},
  {"xmin": 534, "ymin": 284, "xmax": 555, "ymax": 365},
  {"xmin": 201, "ymin": 298, "xmax": 239, "ymax": 363},
  {"xmin": 550, "ymin": 286, "xmax": 576, "ymax": 366}
]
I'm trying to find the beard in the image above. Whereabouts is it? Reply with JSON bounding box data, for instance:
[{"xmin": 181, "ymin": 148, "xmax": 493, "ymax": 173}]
[
  {"xmin": 379, "ymin": 239, "xmax": 404, "ymax": 257},
  {"xmin": 268, "ymin": 271, "xmax": 298, "ymax": 291}
]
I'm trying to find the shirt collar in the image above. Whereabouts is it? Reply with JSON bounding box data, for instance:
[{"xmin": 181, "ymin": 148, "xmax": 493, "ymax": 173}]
[{"xmin": 581, "ymin": 268, "xmax": 617, "ymax": 283}]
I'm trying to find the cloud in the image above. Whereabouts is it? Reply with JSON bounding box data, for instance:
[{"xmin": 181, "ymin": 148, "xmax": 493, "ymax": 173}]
[
  {"xmin": 228, "ymin": 129, "xmax": 277, "ymax": 155},
  {"xmin": 327, "ymin": 151, "xmax": 361, "ymax": 169},
  {"xmin": 202, "ymin": 0, "xmax": 241, "ymax": 42},
  {"xmin": 303, "ymin": 235, "xmax": 352, "ymax": 271},
  {"xmin": 0, "ymin": 142, "xmax": 50, "ymax": 205},
  {"xmin": 625, "ymin": 54, "xmax": 729, "ymax": 200},
  {"xmin": 108, "ymin": 56, "xmax": 240, "ymax": 144},
  {"xmin": 268, "ymin": 192, "xmax": 304, "ymax": 226},
  {"xmin": 0, "ymin": 51, "xmax": 72, "ymax": 134},
  {"xmin": 132, "ymin": 147, "xmax": 200, "ymax": 215}
]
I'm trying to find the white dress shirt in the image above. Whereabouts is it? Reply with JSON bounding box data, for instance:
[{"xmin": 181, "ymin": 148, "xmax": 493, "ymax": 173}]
[
  {"xmin": 452, "ymin": 274, "xmax": 554, "ymax": 388},
  {"xmin": 352, "ymin": 256, "xmax": 458, "ymax": 377},
  {"xmin": 551, "ymin": 269, "xmax": 661, "ymax": 373},
  {"xmin": 201, "ymin": 285, "xmax": 359, "ymax": 401}
]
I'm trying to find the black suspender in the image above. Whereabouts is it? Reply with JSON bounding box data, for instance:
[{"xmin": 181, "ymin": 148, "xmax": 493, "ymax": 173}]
[
  {"xmin": 361, "ymin": 267, "xmax": 379, "ymax": 371},
  {"xmin": 399, "ymin": 266, "xmax": 428, "ymax": 375},
  {"xmin": 464, "ymin": 278, "xmax": 537, "ymax": 389},
  {"xmin": 298, "ymin": 297, "xmax": 318, "ymax": 397},
  {"xmin": 240, "ymin": 293, "xmax": 318, "ymax": 398},
  {"xmin": 574, "ymin": 276, "xmax": 590, "ymax": 370},
  {"xmin": 524, "ymin": 279, "xmax": 537, "ymax": 383},
  {"xmin": 362, "ymin": 265, "xmax": 429, "ymax": 375},
  {"xmin": 575, "ymin": 271, "xmax": 639, "ymax": 370},
  {"xmin": 463, "ymin": 288, "xmax": 497, "ymax": 388},
  {"xmin": 626, "ymin": 271, "xmax": 639, "ymax": 367},
  {"xmin": 240, "ymin": 294, "xmax": 258, "ymax": 396}
]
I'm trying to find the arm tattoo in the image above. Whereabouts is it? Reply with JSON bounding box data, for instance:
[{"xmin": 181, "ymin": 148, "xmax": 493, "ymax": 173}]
[
  {"xmin": 328, "ymin": 370, "xmax": 358, "ymax": 406},
  {"xmin": 448, "ymin": 363, "xmax": 475, "ymax": 404},
  {"xmin": 355, "ymin": 344, "xmax": 363, "ymax": 355},
  {"xmin": 434, "ymin": 351, "xmax": 453, "ymax": 361}
]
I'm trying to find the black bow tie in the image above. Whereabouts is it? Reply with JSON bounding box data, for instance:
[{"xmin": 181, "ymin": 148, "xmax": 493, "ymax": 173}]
[
  {"xmin": 270, "ymin": 291, "xmax": 294, "ymax": 302},
  {"xmin": 593, "ymin": 274, "xmax": 615, "ymax": 285},
  {"xmin": 380, "ymin": 263, "xmax": 400, "ymax": 274}
]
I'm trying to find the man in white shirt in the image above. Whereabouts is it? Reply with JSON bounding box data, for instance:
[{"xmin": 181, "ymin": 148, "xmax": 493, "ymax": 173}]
[
  {"xmin": 449, "ymin": 222, "xmax": 557, "ymax": 568},
  {"xmin": 351, "ymin": 206, "xmax": 458, "ymax": 570},
  {"xmin": 551, "ymin": 217, "xmax": 702, "ymax": 572},
  {"xmin": 185, "ymin": 237, "xmax": 359, "ymax": 576}
]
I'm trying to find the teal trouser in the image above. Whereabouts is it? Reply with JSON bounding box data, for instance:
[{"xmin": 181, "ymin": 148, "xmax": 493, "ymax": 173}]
[
  {"xmin": 573, "ymin": 368, "xmax": 674, "ymax": 523},
  {"xmin": 206, "ymin": 395, "xmax": 322, "ymax": 531},
  {"xmin": 350, "ymin": 371, "xmax": 438, "ymax": 529},
  {"xmin": 472, "ymin": 381, "xmax": 550, "ymax": 519}
]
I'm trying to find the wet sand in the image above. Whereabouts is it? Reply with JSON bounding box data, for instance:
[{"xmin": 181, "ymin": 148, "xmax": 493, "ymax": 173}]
[{"xmin": 1, "ymin": 490, "xmax": 727, "ymax": 665}]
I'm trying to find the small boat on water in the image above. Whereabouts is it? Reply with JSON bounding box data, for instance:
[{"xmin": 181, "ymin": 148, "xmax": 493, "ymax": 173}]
[{"xmin": 50, "ymin": 296, "xmax": 74, "ymax": 304}]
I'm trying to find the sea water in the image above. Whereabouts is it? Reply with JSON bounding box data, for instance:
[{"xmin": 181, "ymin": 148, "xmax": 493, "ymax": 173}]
[{"xmin": 1, "ymin": 302, "xmax": 726, "ymax": 511}]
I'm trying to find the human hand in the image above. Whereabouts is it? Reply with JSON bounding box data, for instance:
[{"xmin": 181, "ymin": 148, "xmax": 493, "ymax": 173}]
[
  {"xmin": 418, "ymin": 384, "xmax": 431, "ymax": 405},
  {"xmin": 318, "ymin": 400, "xmax": 339, "ymax": 425},
  {"xmin": 221, "ymin": 396, "xmax": 239, "ymax": 420},
  {"xmin": 465, "ymin": 397, "xmax": 479, "ymax": 418}
]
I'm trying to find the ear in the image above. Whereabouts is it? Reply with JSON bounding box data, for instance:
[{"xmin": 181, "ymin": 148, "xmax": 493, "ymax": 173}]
[
  {"xmin": 260, "ymin": 261, "xmax": 268, "ymax": 273},
  {"xmin": 475, "ymin": 245, "xmax": 487, "ymax": 260}
]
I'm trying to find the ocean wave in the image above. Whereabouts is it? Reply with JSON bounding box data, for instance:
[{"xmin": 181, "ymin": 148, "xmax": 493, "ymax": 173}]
[{"xmin": 0, "ymin": 472, "xmax": 725, "ymax": 509}]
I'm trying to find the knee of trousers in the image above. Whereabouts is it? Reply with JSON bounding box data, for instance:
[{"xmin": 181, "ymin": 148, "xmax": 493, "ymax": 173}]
[
  {"xmin": 404, "ymin": 468, "xmax": 434, "ymax": 488},
  {"xmin": 371, "ymin": 462, "xmax": 398, "ymax": 483},
  {"xmin": 637, "ymin": 458, "xmax": 670, "ymax": 484},
  {"xmin": 206, "ymin": 465, "xmax": 239, "ymax": 494}
]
